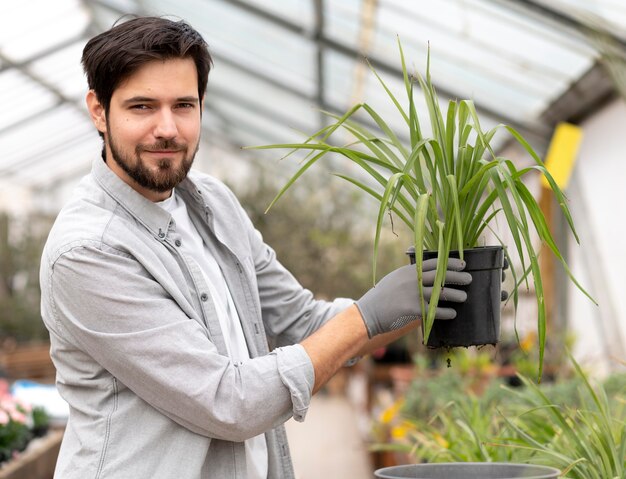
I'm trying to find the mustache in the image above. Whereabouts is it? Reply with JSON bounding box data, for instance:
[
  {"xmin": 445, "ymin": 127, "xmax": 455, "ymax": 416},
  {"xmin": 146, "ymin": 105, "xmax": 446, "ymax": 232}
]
[{"xmin": 137, "ymin": 140, "xmax": 186, "ymax": 152}]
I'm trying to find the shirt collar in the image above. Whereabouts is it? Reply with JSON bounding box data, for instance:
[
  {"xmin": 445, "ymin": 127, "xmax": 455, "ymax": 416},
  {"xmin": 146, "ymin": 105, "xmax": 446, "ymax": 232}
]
[{"xmin": 91, "ymin": 158, "xmax": 198, "ymax": 239}]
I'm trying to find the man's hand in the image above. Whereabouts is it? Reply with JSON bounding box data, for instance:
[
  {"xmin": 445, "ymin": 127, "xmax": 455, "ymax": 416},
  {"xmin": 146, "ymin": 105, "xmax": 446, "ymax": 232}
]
[{"xmin": 355, "ymin": 258, "xmax": 472, "ymax": 338}]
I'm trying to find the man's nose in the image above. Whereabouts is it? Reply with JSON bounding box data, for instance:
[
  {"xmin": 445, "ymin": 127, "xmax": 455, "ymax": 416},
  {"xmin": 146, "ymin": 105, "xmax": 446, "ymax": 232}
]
[{"xmin": 153, "ymin": 109, "xmax": 178, "ymax": 139}]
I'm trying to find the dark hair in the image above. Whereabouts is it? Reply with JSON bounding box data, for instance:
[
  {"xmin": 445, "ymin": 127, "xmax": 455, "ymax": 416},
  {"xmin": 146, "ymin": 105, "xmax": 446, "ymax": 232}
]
[{"xmin": 82, "ymin": 16, "xmax": 212, "ymax": 113}]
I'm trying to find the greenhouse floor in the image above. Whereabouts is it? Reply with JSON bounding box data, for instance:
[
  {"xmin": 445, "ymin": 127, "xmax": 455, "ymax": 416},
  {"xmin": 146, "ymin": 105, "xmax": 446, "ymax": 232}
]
[{"xmin": 285, "ymin": 392, "xmax": 373, "ymax": 478}]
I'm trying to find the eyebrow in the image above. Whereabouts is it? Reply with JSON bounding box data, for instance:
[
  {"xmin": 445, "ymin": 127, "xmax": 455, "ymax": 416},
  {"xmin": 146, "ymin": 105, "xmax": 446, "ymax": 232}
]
[{"xmin": 122, "ymin": 96, "xmax": 200, "ymax": 105}]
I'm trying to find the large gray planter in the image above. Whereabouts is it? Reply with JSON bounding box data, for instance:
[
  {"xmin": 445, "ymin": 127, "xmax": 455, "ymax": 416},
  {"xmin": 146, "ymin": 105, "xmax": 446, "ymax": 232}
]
[{"xmin": 374, "ymin": 463, "xmax": 560, "ymax": 479}]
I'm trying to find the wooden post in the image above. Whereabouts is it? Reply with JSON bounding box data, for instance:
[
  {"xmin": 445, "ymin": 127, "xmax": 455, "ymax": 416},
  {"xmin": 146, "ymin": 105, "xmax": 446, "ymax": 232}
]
[
  {"xmin": 539, "ymin": 123, "xmax": 583, "ymax": 335},
  {"xmin": 539, "ymin": 187, "xmax": 556, "ymax": 332}
]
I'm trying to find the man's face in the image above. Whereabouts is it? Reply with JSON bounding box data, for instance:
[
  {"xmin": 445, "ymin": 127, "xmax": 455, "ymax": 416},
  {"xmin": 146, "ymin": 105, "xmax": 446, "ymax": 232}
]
[{"xmin": 88, "ymin": 58, "xmax": 203, "ymax": 201}]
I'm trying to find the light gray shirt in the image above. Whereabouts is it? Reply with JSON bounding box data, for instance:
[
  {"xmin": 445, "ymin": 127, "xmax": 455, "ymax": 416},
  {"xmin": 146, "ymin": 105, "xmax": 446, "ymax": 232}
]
[{"xmin": 40, "ymin": 158, "xmax": 353, "ymax": 479}]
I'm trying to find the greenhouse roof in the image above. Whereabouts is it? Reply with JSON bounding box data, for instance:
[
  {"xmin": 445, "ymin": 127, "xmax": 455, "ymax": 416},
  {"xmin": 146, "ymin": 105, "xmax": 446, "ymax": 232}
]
[{"xmin": 1, "ymin": 0, "xmax": 625, "ymax": 195}]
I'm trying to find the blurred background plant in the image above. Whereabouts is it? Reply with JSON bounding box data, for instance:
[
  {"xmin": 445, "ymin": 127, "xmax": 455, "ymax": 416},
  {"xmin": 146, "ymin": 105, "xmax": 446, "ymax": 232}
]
[
  {"xmin": 370, "ymin": 353, "xmax": 626, "ymax": 478},
  {"xmin": 0, "ymin": 213, "xmax": 54, "ymax": 343},
  {"xmin": 500, "ymin": 359, "xmax": 626, "ymax": 478},
  {"xmin": 233, "ymin": 164, "xmax": 412, "ymax": 300},
  {"xmin": 0, "ymin": 378, "xmax": 49, "ymax": 464}
]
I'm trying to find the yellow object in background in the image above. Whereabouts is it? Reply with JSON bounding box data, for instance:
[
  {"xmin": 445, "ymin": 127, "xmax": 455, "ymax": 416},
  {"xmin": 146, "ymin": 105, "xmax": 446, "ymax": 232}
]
[{"xmin": 541, "ymin": 122, "xmax": 583, "ymax": 190}]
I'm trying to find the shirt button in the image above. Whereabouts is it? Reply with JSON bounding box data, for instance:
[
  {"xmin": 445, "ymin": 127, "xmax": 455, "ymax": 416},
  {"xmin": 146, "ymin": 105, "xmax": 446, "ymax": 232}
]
[
  {"xmin": 200, "ymin": 293, "xmax": 209, "ymax": 302},
  {"xmin": 158, "ymin": 231, "xmax": 166, "ymax": 239},
  {"xmin": 175, "ymin": 239, "xmax": 182, "ymax": 247}
]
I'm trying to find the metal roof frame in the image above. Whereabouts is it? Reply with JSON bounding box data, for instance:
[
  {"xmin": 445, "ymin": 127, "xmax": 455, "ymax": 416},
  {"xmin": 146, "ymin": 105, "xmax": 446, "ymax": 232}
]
[{"xmin": 1, "ymin": 0, "xmax": 624, "ymax": 193}]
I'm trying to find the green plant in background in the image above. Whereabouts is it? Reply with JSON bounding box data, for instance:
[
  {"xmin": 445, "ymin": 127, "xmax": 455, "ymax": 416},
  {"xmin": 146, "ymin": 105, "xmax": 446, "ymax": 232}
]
[
  {"xmin": 501, "ymin": 357, "xmax": 626, "ymax": 479},
  {"xmin": 405, "ymin": 390, "xmax": 525, "ymax": 463},
  {"xmin": 247, "ymin": 39, "xmax": 594, "ymax": 378},
  {"xmin": 0, "ymin": 212, "xmax": 54, "ymax": 342},
  {"xmin": 371, "ymin": 361, "xmax": 522, "ymax": 463},
  {"xmin": 0, "ymin": 379, "xmax": 51, "ymax": 463},
  {"xmin": 371, "ymin": 349, "xmax": 514, "ymax": 462},
  {"xmin": 31, "ymin": 406, "xmax": 50, "ymax": 438},
  {"xmin": 0, "ymin": 415, "xmax": 31, "ymax": 463},
  {"xmin": 233, "ymin": 165, "xmax": 409, "ymax": 301},
  {"xmin": 376, "ymin": 354, "xmax": 626, "ymax": 477}
]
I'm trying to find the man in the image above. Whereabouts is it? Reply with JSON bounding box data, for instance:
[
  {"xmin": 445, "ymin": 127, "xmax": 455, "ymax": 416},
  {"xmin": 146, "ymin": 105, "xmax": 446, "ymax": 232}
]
[{"xmin": 40, "ymin": 16, "xmax": 471, "ymax": 479}]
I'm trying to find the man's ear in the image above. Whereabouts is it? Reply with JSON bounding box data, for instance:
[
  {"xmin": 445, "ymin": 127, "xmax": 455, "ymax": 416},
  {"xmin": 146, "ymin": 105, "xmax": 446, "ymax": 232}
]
[{"xmin": 86, "ymin": 90, "xmax": 107, "ymax": 134}]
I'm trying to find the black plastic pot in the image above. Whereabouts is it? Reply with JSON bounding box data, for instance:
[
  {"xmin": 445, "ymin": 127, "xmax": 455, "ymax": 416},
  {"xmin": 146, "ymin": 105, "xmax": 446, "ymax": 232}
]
[
  {"xmin": 375, "ymin": 463, "xmax": 560, "ymax": 478},
  {"xmin": 407, "ymin": 246, "xmax": 504, "ymax": 348}
]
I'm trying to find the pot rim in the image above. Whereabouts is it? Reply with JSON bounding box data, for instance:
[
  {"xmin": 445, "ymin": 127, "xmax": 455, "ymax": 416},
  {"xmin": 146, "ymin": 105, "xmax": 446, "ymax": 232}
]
[
  {"xmin": 375, "ymin": 462, "xmax": 560, "ymax": 479},
  {"xmin": 406, "ymin": 245, "xmax": 504, "ymax": 255}
]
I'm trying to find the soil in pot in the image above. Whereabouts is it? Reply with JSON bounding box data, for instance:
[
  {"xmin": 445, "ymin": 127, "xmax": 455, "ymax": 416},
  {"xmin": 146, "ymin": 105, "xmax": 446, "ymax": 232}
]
[
  {"xmin": 375, "ymin": 462, "xmax": 560, "ymax": 479},
  {"xmin": 407, "ymin": 246, "xmax": 504, "ymax": 349}
]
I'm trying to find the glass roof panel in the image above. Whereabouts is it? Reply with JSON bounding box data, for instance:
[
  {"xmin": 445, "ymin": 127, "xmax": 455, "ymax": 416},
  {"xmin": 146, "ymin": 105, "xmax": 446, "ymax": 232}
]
[
  {"xmin": 146, "ymin": 0, "xmax": 318, "ymax": 96},
  {"xmin": 322, "ymin": 0, "xmax": 362, "ymax": 48},
  {"xmin": 325, "ymin": 0, "xmax": 596, "ymax": 125},
  {"xmin": 236, "ymin": 0, "xmax": 315, "ymax": 30},
  {"xmin": 207, "ymin": 93, "xmax": 310, "ymax": 147},
  {"xmin": 376, "ymin": 1, "xmax": 593, "ymax": 83},
  {"xmin": 92, "ymin": 0, "xmax": 140, "ymax": 13},
  {"xmin": 1, "ymin": 0, "xmax": 89, "ymax": 62},
  {"xmin": 0, "ymin": 0, "xmax": 622, "ymax": 194},
  {"xmin": 0, "ymin": 104, "xmax": 93, "ymax": 173},
  {"xmin": 0, "ymin": 69, "xmax": 59, "ymax": 132},
  {"xmin": 10, "ymin": 137, "xmax": 98, "ymax": 187},
  {"xmin": 87, "ymin": 1, "xmax": 134, "ymax": 31},
  {"xmin": 29, "ymin": 41, "xmax": 88, "ymax": 101},
  {"xmin": 207, "ymin": 62, "xmax": 320, "ymax": 137},
  {"xmin": 323, "ymin": 49, "xmax": 410, "ymax": 137},
  {"xmin": 534, "ymin": 0, "xmax": 626, "ymax": 34},
  {"xmin": 323, "ymin": 48, "xmax": 501, "ymax": 141}
]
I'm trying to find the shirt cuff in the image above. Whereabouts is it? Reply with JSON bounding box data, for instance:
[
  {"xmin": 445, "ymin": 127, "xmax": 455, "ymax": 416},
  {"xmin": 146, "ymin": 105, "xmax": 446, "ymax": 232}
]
[{"xmin": 272, "ymin": 344, "xmax": 314, "ymax": 422}]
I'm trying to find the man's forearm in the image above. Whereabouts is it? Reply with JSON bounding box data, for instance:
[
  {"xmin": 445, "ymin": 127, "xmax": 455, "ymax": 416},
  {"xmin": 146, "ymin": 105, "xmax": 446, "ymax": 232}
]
[
  {"xmin": 355, "ymin": 321, "xmax": 419, "ymax": 357},
  {"xmin": 300, "ymin": 305, "xmax": 420, "ymax": 394},
  {"xmin": 300, "ymin": 304, "xmax": 369, "ymax": 394}
]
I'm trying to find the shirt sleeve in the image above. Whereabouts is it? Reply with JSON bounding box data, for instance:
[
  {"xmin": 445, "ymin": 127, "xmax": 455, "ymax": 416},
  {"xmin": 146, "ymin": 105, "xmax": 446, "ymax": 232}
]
[
  {"xmin": 272, "ymin": 345, "xmax": 314, "ymax": 421},
  {"xmin": 46, "ymin": 242, "xmax": 314, "ymax": 442},
  {"xmin": 236, "ymin": 205, "xmax": 355, "ymax": 347},
  {"xmin": 198, "ymin": 177, "xmax": 355, "ymax": 349}
]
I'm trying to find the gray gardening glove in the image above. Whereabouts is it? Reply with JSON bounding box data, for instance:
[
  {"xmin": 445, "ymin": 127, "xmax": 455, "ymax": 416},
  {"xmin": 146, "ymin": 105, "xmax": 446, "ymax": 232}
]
[{"xmin": 355, "ymin": 258, "xmax": 472, "ymax": 338}]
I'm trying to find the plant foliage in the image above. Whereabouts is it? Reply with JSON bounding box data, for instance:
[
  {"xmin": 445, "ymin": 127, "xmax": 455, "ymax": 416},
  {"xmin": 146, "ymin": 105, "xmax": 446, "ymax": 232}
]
[
  {"xmin": 0, "ymin": 379, "xmax": 50, "ymax": 464},
  {"xmin": 376, "ymin": 354, "xmax": 626, "ymax": 478},
  {"xmin": 246, "ymin": 39, "xmax": 594, "ymax": 379}
]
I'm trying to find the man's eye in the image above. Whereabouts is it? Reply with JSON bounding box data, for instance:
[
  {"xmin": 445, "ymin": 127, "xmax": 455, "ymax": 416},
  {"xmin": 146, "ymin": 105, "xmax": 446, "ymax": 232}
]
[
  {"xmin": 177, "ymin": 103, "xmax": 195, "ymax": 109},
  {"xmin": 130, "ymin": 104, "xmax": 150, "ymax": 110}
]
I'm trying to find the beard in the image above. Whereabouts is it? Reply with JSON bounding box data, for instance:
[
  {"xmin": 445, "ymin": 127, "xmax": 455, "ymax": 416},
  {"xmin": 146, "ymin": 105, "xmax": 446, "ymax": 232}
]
[{"xmin": 107, "ymin": 134, "xmax": 199, "ymax": 193}]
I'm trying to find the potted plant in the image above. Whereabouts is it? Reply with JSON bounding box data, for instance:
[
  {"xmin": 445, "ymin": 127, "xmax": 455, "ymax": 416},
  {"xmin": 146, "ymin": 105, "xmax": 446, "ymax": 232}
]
[{"xmin": 245, "ymin": 39, "xmax": 594, "ymax": 379}]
